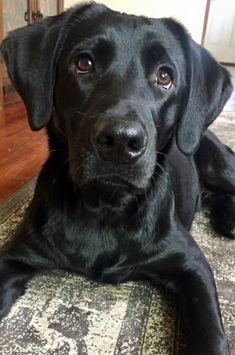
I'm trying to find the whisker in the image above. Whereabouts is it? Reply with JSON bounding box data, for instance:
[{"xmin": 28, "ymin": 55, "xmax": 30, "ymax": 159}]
[
  {"xmin": 155, "ymin": 163, "xmax": 174, "ymax": 202},
  {"xmin": 51, "ymin": 157, "xmax": 69, "ymax": 185},
  {"xmin": 156, "ymin": 150, "xmax": 168, "ymax": 158}
]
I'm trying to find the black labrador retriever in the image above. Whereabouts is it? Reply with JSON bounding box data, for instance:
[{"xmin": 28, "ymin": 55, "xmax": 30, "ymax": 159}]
[{"xmin": 1, "ymin": 2, "xmax": 235, "ymax": 354}]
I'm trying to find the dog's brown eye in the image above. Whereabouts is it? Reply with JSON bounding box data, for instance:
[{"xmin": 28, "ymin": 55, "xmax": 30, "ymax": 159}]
[
  {"xmin": 156, "ymin": 67, "xmax": 172, "ymax": 89},
  {"xmin": 76, "ymin": 54, "xmax": 94, "ymax": 74}
]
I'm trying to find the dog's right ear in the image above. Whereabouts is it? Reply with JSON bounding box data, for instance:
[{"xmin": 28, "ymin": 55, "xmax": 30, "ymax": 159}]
[
  {"xmin": 0, "ymin": 16, "xmax": 65, "ymax": 131},
  {"xmin": 0, "ymin": 3, "xmax": 108, "ymax": 131}
]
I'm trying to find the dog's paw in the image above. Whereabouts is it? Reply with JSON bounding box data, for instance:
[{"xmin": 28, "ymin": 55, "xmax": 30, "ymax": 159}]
[
  {"xmin": 226, "ymin": 227, "xmax": 235, "ymax": 239},
  {"xmin": 211, "ymin": 194, "xmax": 235, "ymax": 239},
  {"xmin": 212, "ymin": 214, "xmax": 235, "ymax": 239}
]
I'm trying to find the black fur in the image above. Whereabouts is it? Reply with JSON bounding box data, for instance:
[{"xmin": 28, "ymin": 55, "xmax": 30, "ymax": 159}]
[{"xmin": 0, "ymin": 3, "xmax": 234, "ymax": 354}]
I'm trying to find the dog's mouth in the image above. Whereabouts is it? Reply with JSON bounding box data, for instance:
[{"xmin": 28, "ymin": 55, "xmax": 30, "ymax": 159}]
[
  {"xmin": 79, "ymin": 175, "xmax": 149, "ymax": 195},
  {"xmin": 91, "ymin": 176, "xmax": 130, "ymax": 188},
  {"xmin": 69, "ymin": 154, "xmax": 154, "ymax": 194},
  {"xmin": 77, "ymin": 174, "xmax": 149, "ymax": 213}
]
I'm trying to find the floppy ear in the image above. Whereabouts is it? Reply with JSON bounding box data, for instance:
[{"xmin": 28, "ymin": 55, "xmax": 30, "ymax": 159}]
[
  {"xmin": 176, "ymin": 39, "xmax": 233, "ymax": 155},
  {"xmin": 0, "ymin": 17, "xmax": 65, "ymax": 131},
  {"xmin": 0, "ymin": 3, "xmax": 108, "ymax": 131}
]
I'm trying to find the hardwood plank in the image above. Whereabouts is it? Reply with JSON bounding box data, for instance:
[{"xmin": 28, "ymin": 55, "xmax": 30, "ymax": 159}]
[{"xmin": 0, "ymin": 95, "xmax": 48, "ymax": 203}]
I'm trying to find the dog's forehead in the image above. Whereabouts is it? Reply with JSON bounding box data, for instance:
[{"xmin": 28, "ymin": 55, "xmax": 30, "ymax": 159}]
[{"xmin": 65, "ymin": 9, "xmax": 183, "ymax": 57}]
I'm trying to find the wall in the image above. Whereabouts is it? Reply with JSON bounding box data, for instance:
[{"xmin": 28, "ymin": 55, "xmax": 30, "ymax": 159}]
[{"xmin": 64, "ymin": 0, "xmax": 207, "ymax": 43}]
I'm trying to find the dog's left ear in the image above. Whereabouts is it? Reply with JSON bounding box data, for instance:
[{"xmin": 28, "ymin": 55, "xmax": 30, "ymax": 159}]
[
  {"xmin": 0, "ymin": 17, "xmax": 64, "ymax": 130},
  {"xmin": 176, "ymin": 39, "xmax": 233, "ymax": 155}
]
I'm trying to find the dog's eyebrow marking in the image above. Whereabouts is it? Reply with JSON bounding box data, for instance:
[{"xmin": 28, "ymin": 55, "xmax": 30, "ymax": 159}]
[
  {"xmin": 143, "ymin": 31, "xmax": 176, "ymax": 52},
  {"xmin": 70, "ymin": 35, "xmax": 109, "ymax": 52},
  {"xmin": 69, "ymin": 35, "xmax": 115, "ymax": 65}
]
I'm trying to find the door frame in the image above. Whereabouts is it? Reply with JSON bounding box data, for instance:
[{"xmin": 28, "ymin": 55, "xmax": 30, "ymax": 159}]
[{"xmin": 201, "ymin": 0, "xmax": 211, "ymax": 46}]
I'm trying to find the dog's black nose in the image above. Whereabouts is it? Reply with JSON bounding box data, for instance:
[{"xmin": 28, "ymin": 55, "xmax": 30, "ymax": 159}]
[{"xmin": 93, "ymin": 120, "xmax": 148, "ymax": 164}]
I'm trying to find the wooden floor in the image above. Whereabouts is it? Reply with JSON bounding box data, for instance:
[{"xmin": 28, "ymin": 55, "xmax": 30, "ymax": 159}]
[
  {"xmin": 0, "ymin": 65, "xmax": 235, "ymax": 204},
  {"xmin": 0, "ymin": 93, "xmax": 48, "ymax": 203}
]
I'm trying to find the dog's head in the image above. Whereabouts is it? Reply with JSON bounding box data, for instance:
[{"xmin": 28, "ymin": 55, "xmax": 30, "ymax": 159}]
[{"xmin": 1, "ymin": 2, "xmax": 232, "ymax": 192}]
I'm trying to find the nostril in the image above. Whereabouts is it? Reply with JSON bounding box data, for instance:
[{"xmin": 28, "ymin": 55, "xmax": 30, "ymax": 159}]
[
  {"xmin": 128, "ymin": 137, "xmax": 144, "ymax": 151},
  {"xmin": 97, "ymin": 134, "xmax": 114, "ymax": 148}
]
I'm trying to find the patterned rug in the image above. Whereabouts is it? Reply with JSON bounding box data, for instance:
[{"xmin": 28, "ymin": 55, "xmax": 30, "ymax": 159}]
[{"xmin": 0, "ymin": 112, "xmax": 234, "ymax": 355}]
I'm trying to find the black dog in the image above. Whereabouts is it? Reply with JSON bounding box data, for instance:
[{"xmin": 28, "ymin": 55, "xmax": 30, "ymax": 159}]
[{"xmin": 1, "ymin": 2, "xmax": 234, "ymax": 354}]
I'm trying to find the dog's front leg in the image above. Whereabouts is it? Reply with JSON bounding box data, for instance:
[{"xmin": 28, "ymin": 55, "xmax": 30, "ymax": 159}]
[
  {"xmin": 0, "ymin": 221, "xmax": 53, "ymax": 320},
  {"xmin": 0, "ymin": 257, "xmax": 36, "ymax": 319},
  {"xmin": 144, "ymin": 232, "xmax": 230, "ymax": 355}
]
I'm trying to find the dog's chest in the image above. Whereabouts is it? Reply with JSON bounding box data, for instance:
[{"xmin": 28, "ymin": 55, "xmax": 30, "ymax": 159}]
[{"xmin": 62, "ymin": 220, "xmax": 153, "ymax": 282}]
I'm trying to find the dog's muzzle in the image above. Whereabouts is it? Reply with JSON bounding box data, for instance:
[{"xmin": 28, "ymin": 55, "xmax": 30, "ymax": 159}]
[{"xmin": 93, "ymin": 119, "xmax": 148, "ymax": 164}]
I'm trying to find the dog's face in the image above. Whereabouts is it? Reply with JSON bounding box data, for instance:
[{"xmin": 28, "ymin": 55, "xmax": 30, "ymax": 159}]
[
  {"xmin": 54, "ymin": 11, "xmax": 187, "ymax": 191},
  {"xmin": 1, "ymin": 3, "xmax": 232, "ymax": 192}
]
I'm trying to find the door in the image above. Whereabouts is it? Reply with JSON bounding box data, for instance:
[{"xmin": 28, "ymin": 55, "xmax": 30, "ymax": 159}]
[{"xmin": 204, "ymin": 0, "xmax": 235, "ymax": 63}]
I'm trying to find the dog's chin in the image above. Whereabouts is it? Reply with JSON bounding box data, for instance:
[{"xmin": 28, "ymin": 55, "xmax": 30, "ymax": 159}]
[
  {"xmin": 73, "ymin": 175, "xmax": 150, "ymax": 195},
  {"xmin": 72, "ymin": 174, "xmax": 150, "ymax": 215}
]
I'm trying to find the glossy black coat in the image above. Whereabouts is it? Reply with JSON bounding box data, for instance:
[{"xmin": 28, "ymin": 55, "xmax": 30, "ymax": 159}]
[{"xmin": 1, "ymin": 3, "xmax": 235, "ymax": 354}]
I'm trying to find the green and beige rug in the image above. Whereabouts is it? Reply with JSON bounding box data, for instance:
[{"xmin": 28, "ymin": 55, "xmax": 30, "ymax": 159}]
[{"xmin": 0, "ymin": 112, "xmax": 234, "ymax": 355}]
